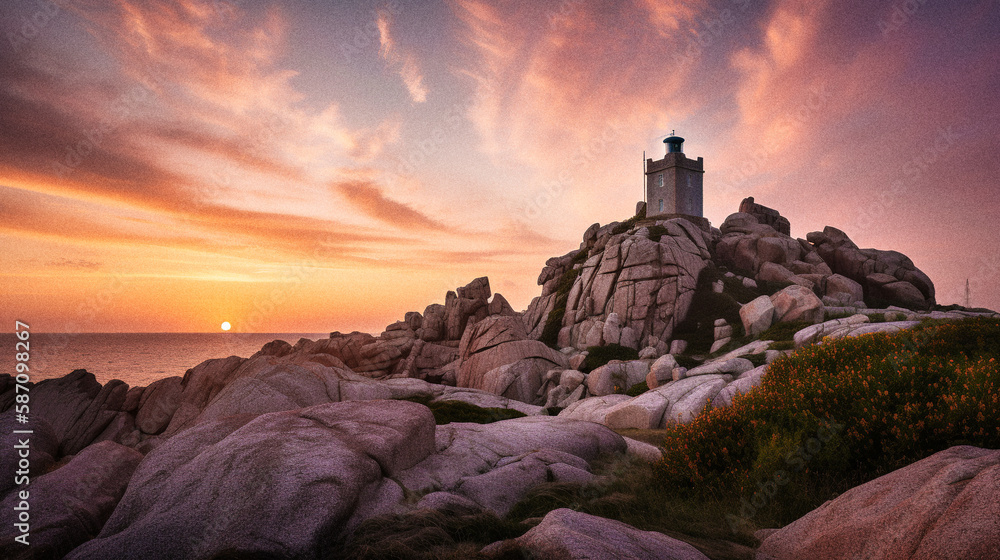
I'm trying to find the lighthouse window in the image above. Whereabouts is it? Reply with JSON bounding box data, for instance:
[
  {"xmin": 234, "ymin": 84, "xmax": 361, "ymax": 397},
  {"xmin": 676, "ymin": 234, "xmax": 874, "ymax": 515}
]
[
  {"xmin": 658, "ymin": 199, "xmax": 664, "ymax": 212},
  {"xmin": 658, "ymin": 174, "xmax": 663, "ymax": 187}
]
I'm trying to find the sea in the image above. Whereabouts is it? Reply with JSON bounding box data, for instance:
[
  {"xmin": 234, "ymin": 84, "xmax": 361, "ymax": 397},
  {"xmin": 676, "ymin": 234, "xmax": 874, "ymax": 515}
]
[{"xmin": 2, "ymin": 332, "xmax": 331, "ymax": 388}]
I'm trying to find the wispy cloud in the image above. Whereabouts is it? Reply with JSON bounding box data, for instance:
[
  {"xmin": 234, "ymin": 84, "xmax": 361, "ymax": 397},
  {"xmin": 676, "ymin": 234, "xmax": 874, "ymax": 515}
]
[
  {"xmin": 377, "ymin": 9, "xmax": 428, "ymax": 103},
  {"xmin": 333, "ymin": 180, "xmax": 448, "ymax": 232}
]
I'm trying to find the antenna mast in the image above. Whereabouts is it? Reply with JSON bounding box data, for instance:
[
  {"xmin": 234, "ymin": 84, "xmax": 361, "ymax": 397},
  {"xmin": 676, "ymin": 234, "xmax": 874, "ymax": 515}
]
[{"xmin": 965, "ymin": 279, "xmax": 971, "ymax": 308}]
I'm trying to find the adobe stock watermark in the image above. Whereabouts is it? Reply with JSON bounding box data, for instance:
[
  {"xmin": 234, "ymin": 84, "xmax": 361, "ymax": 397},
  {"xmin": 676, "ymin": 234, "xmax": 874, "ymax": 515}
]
[
  {"xmin": 725, "ymin": 418, "xmax": 844, "ymax": 533},
  {"xmin": 547, "ymin": 0, "xmax": 584, "ymax": 28},
  {"xmin": 393, "ymin": 82, "xmax": 496, "ymax": 178},
  {"xmin": 715, "ymin": 81, "xmax": 833, "ymax": 198},
  {"xmin": 212, "ymin": 0, "xmax": 250, "ymax": 22},
  {"xmin": 507, "ymin": 122, "xmax": 627, "ymax": 223},
  {"xmin": 51, "ymin": 85, "xmax": 155, "ymax": 179},
  {"xmin": 851, "ymin": 123, "xmax": 963, "ymax": 236},
  {"xmin": 199, "ymin": 111, "xmax": 294, "ymax": 209},
  {"xmin": 339, "ymin": 0, "xmax": 404, "ymax": 63},
  {"xmin": 879, "ymin": 0, "xmax": 932, "ymax": 36},
  {"xmin": 211, "ymin": 236, "xmax": 345, "ymax": 357},
  {"xmin": 672, "ymin": 0, "xmax": 752, "ymax": 70},
  {"xmin": 6, "ymin": 0, "xmax": 79, "ymax": 54}
]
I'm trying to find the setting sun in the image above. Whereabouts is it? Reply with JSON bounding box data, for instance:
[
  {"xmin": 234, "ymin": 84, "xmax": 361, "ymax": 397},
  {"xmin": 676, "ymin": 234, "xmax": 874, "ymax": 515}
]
[{"xmin": 221, "ymin": 322, "xmax": 231, "ymax": 331}]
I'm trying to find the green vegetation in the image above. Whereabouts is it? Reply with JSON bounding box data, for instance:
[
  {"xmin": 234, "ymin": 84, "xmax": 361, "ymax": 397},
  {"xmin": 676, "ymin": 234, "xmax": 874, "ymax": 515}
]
[
  {"xmin": 673, "ymin": 354, "xmax": 702, "ymax": 369},
  {"xmin": 403, "ymin": 397, "xmax": 526, "ymax": 425},
  {"xmin": 612, "ymin": 215, "xmax": 641, "ymax": 235},
  {"xmin": 867, "ymin": 313, "xmax": 886, "ymax": 323},
  {"xmin": 935, "ymin": 303, "xmax": 995, "ymax": 314},
  {"xmin": 757, "ymin": 320, "xmax": 811, "ymax": 343},
  {"xmin": 647, "ymin": 224, "xmax": 669, "ymax": 242},
  {"xmin": 625, "ymin": 381, "xmax": 649, "ymax": 397},
  {"xmin": 504, "ymin": 455, "xmax": 758, "ymax": 556},
  {"xmin": 673, "ymin": 266, "xmax": 744, "ymax": 354},
  {"xmin": 350, "ymin": 319, "xmax": 1000, "ymax": 558},
  {"xmin": 335, "ymin": 509, "xmax": 527, "ymax": 560},
  {"xmin": 655, "ymin": 317, "xmax": 1000, "ymax": 530},
  {"xmin": 539, "ymin": 257, "xmax": 584, "ymax": 349},
  {"xmin": 744, "ymin": 353, "xmax": 767, "ymax": 368},
  {"xmin": 580, "ymin": 343, "xmax": 640, "ymax": 373},
  {"xmin": 824, "ymin": 311, "xmax": 854, "ymax": 321},
  {"xmin": 768, "ymin": 340, "xmax": 794, "ymax": 351},
  {"xmin": 718, "ymin": 268, "xmax": 791, "ymax": 302}
]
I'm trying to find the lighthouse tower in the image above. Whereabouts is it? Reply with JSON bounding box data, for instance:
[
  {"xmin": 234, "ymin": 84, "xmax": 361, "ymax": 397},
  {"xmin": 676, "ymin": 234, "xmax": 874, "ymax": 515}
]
[{"xmin": 644, "ymin": 132, "xmax": 704, "ymax": 217}]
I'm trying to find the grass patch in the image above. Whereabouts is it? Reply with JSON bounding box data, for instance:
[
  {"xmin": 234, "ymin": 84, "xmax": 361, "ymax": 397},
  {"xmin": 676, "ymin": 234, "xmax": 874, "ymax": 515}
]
[
  {"xmin": 647, "ymin": 224, "xmax": 669, "ymax": 242},
  {"xmin": 768, "ymin": 340, "xmax": 794, "ymax": 351},
  {"xmin": 719, "ymin": 275, "xmax": 760, "ymax": 305},
  {"xmin": 757, "ymin": 321, "xmax": 812, "ymax": 342},
  {"xmin": 868, "ymin": 313, "xmax": 886, "ymax": 323},
  {"xmin": 655, "ymin": 317, "xmax": 1000, "ymax": 530},
  {"xmin": 673, "ymin": 266, "xmax": 744, "ymax": 354},
  {"xmin": 934, "ymin": 303, "xmax": 995, "ymax": 314},
  {"xmin": 334, "ymin": 509, "xmax": 527, "ymax": 560},
  {"xmin": 402, "ymin": 396, "xmax": 526, "ymax": 425},
  {"xmin": 824, "ymin": 311, "xmax": 854, "ymax": 321},
  {"xmin": 612, "ymin": 214, "xmax": 642, "ymax": 235},
  {"xmin": 580, "ymin": 344, "xmax": 640, "ymax": 373},
  {"xmin": 539, "ymin": 264, "xmax": 582, "ymax": 349},
  {"xmin": 625, "ymin": 381, "xmax": 649, "ymax": 397},
  {"xmin": 505, "ymin": 454, "xmax": 760, "ymax": 554},
  {"xmin": 673, "ymin": 354, "xmax": 702, "ymax": 369},
  {"xmin": 744, "ymin": 353, "xmax": 767, "ymax": 368}
]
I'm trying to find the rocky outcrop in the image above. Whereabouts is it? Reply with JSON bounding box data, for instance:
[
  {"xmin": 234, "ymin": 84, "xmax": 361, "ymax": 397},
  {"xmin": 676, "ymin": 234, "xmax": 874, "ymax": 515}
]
[
  {"xmin": 716, "ymin": 212, "xmax": 822, "ymax": 284},
  {"xmin": 739, "ymin": 196, "xmax": 790, "ymax": 236},
  {"xmin": 562, "ymin": 374, "xmax": 732, "ymax": 429},
  {"xmin": 770, "ymin": 285, "xmax": 824, "ymax": 324},
  {"xmin": 741, "ymin": 295, "xmax": 776, "ymax": 337},
  {"xmin": 396, "ymin": 416, "xmax": 626, "ymax": 515},
  {"xmin": 134, "ymin": 376, "xmax": 182, "ymax": 435},
  {"xmin": 712, "ymin": 365, "xmax": 768, "ymax": 408},
  {"xmin": 807, "ymin": 226, "xmax": 935, "ymax": 310},
  {"xmin": 714, "ymin": 205, "xmax": 935, "ymax": 312},
  {"xmin": 524, "ymin": 218, "xmax": 713, "ymax": 351},
  {"xmin": 286, "ymin": 277, "xmax": 516, "ymax": 380},
  {"xmin": 67, "ymin": 401, "xmax": 437, "ymax": 560},
  {"xmin": 586, "ymin": 360, "xmax": 650, "ymax": 396},
  {"xmin": 482, "ymin": 508, "xmax": 711, "ymax": 560},
  {"xmin": 0, "ymin": 441, "xmax": 142, "ymax": 560},
  {"xmin": 756, "ymin": 446, "xmax": 1000, "ymax": 560},
  {"xmin": 824, "ymin": 273, "xmax": 864, "ymax": 306},
  {"xmin": 452, "ymin": 449, "xmax": 594, "ymax": 517},
  {"xmin": 457, "ymin": 315, "xmax": 568, "ymax": 404},
  {"xmin": 28, "ymin": 370, "xmax": 128, "ymax": 456},
  {"xmin": 794, "ymin": 319, "xmax": 921, "ymax": 349}
]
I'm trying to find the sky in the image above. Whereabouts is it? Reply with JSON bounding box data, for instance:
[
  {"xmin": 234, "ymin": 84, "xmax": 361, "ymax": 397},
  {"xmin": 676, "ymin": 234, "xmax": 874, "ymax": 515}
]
[{"xmin": 1, "ymin": 0, "xmax": 998, "ymax": 334}]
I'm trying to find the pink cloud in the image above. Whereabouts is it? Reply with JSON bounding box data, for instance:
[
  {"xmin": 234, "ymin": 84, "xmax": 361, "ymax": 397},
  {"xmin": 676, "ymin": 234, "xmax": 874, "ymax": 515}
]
[{"xmin": 377, "ymin": 9, "xmax": 428, "ymax": 103}]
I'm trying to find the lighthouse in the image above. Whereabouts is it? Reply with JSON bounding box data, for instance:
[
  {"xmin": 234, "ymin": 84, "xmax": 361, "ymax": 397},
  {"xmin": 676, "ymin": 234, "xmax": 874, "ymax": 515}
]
[{"xmin": 644, "ymin": 132, "xmax": 704, "ymax": 218}]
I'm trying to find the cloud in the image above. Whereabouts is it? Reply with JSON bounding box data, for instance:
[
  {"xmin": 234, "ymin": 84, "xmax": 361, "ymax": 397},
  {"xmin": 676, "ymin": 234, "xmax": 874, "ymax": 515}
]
[
  {"xmin": 333, "ymin": 180, "xmax": 449, "ymax": 232},
  {"xmin": 377, "ymin": 9, "xmax": 428, "ymax": 103},
  {"xmin": 448, "ymin": 0, "xmax": 709, "ymax": 176},
  {"xmin": 47, "ymin": 259, "xmax": 103, "ymax": 270},
  {"xmin": 639, "ymin": 0, "xmax": 708, "ymax": 32}
]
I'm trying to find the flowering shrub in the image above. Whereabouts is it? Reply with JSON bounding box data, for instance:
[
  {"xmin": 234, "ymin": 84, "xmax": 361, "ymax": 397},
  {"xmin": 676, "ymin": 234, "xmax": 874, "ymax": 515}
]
[{"xmin": 656, "ymin": 318, "xmax": 1000, "ymax": 521}]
